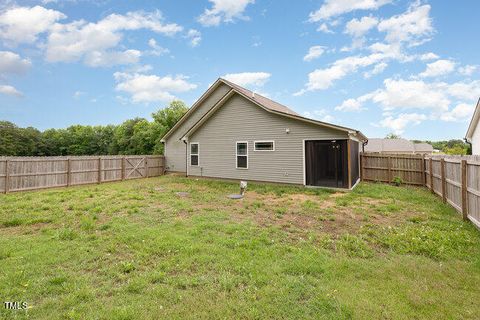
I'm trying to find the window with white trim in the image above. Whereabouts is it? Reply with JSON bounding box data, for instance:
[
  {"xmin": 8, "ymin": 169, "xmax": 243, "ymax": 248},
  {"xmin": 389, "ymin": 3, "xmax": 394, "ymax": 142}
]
[
  {"xmin": 254, "ymin": 140, "xmax": 275, "ymax": 151},
  {"xmin": 236, "ymin": 142, "xmax": 248, "ymax": 169},
  {"xmin": 190, "ymin": 143, "xmax": 199, "ymax": 166}
]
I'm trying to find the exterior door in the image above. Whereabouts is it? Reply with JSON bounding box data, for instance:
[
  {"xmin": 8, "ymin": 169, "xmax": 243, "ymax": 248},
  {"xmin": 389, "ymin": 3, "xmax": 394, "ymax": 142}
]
[{"xmin": 305, "ymin": 140, "xmax": 348, "ymax": 188}]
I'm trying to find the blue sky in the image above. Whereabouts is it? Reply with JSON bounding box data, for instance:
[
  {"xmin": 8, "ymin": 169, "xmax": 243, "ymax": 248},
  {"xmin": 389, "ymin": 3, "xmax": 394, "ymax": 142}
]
[{"xmin": 0, "ymin": 0, "xmax": 479, "ymax": 140}]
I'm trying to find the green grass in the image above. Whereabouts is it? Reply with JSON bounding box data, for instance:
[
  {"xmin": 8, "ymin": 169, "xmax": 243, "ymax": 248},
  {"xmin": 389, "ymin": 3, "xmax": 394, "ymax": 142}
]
[{"xmin": 0, "ymin": 176, "xmax": 479, "ymax": 319}]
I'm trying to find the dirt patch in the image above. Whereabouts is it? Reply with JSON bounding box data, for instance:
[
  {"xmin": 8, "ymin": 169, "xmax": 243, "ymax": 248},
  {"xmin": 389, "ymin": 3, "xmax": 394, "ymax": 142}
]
[
  {"xmin": 329, "ymin": 192, "xmax": 347, "ymax": 198},
  {"xmin": 0, "ymin": 221, "xmax": 51, "ymax": 236},
  {"xmin": 155, "ymin": 189, "xmax": 420, "ymax": 238},
  {"xmin": 234, "ymin": 192, "xmax": 419, "ymax": 236}
]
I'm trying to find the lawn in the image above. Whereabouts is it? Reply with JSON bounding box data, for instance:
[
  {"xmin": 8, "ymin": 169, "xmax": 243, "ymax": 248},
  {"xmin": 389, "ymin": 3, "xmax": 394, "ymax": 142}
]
[{"xmin": 0, "ymin": 175, "xmax": 479, "ymax": 319}]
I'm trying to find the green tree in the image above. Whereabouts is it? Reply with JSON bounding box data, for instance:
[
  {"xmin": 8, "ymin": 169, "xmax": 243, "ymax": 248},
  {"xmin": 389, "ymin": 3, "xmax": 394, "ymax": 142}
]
[
  {"xmin": 0, "ymin": 121, "xmax": 18, "ymax": 156},
  {"xmin": 112, "ymin": 118, "xmax": 146, "ymax": 155},
  {"xmin": 385, "ymin": 133, "xmax": 401, "ymax": 139},
  {"xmin": 152, "ymin": 100, "xmax": 188, "ymax": 135}
]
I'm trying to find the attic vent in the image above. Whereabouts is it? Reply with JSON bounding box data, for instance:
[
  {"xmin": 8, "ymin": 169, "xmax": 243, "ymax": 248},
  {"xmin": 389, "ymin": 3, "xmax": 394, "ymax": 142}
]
[{"xmin": 252, "ymin": 92, "xmax": 256, "ymax": 99}]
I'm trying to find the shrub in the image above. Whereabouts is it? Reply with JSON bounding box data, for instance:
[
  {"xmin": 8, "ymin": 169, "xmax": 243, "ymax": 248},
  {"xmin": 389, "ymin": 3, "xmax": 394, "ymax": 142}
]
[
  {"xmin": 120, "ymin": 261, "xmax": 136, "ymax": 274},
  {"xmin": 392, "ymin": 176, "xmax": 403, "ymax": 186}
]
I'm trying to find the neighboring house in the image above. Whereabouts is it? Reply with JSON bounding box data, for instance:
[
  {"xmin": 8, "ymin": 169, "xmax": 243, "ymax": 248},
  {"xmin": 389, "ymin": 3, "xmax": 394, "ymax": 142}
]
[
  {"xmin": 465, "ymin": 98, "xmax": 480, "ymax": 155},
  {"xmin": 364, "ymin": 138, "xmax": 434, "ymax": 154},
  {"xmin": 161, "ymin": 78, "xmax": 367, "ymax": 189}
]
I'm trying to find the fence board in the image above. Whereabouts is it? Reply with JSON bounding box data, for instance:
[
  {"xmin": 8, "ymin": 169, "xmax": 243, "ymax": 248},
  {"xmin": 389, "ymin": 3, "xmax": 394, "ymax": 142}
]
[{"xmin": 0, "ymin": 155, "xmax": 164, "ymax": 193}]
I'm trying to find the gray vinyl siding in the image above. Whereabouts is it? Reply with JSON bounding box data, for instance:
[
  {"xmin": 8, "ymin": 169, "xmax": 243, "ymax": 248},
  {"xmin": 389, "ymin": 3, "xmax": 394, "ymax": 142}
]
[
  {"xmin": 164, "ymin": 83, "xmax": 230, "ymax": 172},
  {"xmin": 188, "ymin": 94, "xmax": 349, "ymax": 184}
]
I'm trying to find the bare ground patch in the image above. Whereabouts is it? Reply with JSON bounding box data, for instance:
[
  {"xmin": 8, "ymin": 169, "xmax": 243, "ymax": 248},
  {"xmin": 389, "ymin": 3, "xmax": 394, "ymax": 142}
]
[{"xmin": 199, "ymin": 191, "xmax": 423, "ymax": 237}]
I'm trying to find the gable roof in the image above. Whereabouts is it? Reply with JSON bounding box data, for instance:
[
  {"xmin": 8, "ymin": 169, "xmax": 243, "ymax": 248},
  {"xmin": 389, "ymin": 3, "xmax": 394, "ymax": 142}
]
[
  {"xmin": 465, "ymin": 98, "xmax": 480, "ymax": 141},
  {"xmin": 364, "ymin": 138, "xmax": 433, "ymax": 153},
  {"xmin": 161, "ymin": 78, "xmax": 367, "ymax": 142},
  {"xmin": 220, "ymin": 78, "xmax": 300, "ymax": 116}
]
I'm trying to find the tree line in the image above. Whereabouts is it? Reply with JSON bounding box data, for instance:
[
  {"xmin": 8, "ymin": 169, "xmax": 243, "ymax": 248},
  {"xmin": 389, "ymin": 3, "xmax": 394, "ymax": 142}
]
[{"xmin": 0, "ymin": 101, "xmax": 188, "ymax": 156}]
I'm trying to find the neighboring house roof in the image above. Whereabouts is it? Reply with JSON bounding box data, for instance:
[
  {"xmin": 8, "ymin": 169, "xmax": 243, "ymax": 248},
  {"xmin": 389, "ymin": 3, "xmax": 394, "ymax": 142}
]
[
  {"xmin": 365, "ymin": 138, "xmax": 433, "ymax": 153},
  {"xmin": 465, "ymin": 98, "xmax": 480, "ymax": 142},
  {"xmin": 414, "ymin": 143, "xmax": 434, "ymax": 153},
  {"xmin": 161, "ymin": 78, "xmax": 367, "ymax": 142}
]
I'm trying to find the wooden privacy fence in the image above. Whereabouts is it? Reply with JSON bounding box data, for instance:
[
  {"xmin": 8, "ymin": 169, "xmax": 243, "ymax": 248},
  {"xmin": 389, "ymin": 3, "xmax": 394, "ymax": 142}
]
[
  {"xmin": 0, "ymin": 155, "xmax": 164, "ymax": 193},
  {"xmin": 360, "ymin": 153, "xmax": 425, "ymax": 186},
  {"xmin": 360, "ymin": 152, "xmax": 480, "ymax": 229}
]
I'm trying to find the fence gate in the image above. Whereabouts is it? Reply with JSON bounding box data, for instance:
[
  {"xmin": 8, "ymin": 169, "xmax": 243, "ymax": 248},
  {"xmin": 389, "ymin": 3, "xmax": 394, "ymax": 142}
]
[{"xmin": 125, "ymin": 157, "xmax": 146, "ymax": 179}]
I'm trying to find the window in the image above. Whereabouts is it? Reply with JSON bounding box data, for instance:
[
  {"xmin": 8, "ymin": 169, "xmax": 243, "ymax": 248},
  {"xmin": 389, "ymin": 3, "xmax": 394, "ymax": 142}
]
[
  {"xmin": 254, "ymin": 141, "xmax": 275, "ymax": 151},
  {"xmin": 190, "ymin": 143, "xmax": 199, "ymax": 166},
  {"xmin": 236, "ymin": 142, "xmax": 248, "ymax": 169}
]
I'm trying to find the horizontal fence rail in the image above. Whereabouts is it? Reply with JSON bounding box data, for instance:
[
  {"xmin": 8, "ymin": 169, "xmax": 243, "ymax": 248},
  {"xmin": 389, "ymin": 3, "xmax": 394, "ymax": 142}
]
[
  {"xmin": 361, "ymin": 152, "xmax": 480, "ymax": 230},
  {"xmin": 0, "ymin": 155, "xmax": 164, "ymax": 193}
]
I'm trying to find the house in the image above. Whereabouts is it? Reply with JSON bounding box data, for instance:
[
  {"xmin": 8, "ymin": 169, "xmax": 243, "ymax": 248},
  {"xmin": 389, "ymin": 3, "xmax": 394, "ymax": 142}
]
[
  {"xmin": 161, "ymin": 78, "xmax": 367, "ymax": 189},
  {"xmin": 364, "ymin": 138, "xmax": 434, "ymax": 154},
  {"xmin": 465, "ymin": 98, "xmax": 480, "ymax": 155}
]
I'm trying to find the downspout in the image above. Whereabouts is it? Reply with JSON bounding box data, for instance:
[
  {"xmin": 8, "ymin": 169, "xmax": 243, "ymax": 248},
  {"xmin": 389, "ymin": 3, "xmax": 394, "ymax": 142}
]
[
  {"xmin": 183, "ymin": 140, "xmax": 188, "ymax": 177},
  {"xmin": 362, "ymin": 139, "xmax": 369, "ymax": 153}
]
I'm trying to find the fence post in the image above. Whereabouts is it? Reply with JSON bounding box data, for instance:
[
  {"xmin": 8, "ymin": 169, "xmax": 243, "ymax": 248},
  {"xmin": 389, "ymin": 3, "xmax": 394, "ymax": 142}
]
[
  {"xmin": 360, "ymin": 153, "xmax": 363, "ymax": 181},
  {"xmin": 387, "ymin": 155, "xmax": 392, "ymax": 183},
  {"xmin": 145, "ymin": 156, "xmax": 149, "ymax": 178},
  {"xmin": 121, "ymin": 157, "xmax": 125, "ymax": 180},
  {"xmin": 66, "ymin": 158, "xmax": 71, "ymax": 187},
  {"xmin": 441, "ymin": 158, "xmax": 446, "ymax": 203},
  {"xmin": 98, "ymin": 157, "xmax": 102, "ymax": 184},
  {"xmin": 429, "ymin": 158, "xmax": 433, "ymax": 193},
  {"xmin": 461, "ymin": 159, "xmax": 468, "ymax": 221},
  {"xmin": 420, "ymin": 155, "xmax": 425, "ymax": 186},
  {"xmin": 4, "ymin": 159, "xmax": 9, "ymax": 194}
]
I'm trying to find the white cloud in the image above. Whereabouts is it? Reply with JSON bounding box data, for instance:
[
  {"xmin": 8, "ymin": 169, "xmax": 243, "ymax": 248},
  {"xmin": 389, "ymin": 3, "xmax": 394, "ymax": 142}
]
[
  {"xmin": 309, "ymin": 0, "xmax": 391, "ymax": 22},
  {"xmin": 458, "ymin": 65, "xmax": 478, "ymax": 76},
  {"xmin": 335, "ymin": 98, "xmax": 365, "ymax": 112},
  {"xmin": 84, "ymin": 49, "xmax": 142, "ymax": 67},
  {"xmin": 0, "ymin": 84, "xmax": 22, "ymax": 97},
  {"xmin": 113, "ymin": 72, "xmax": 197, "ymax": 103},
  {"xmin": 303, "ymin": 46, "xmax": 326, "ymax": 62},
  {"xmin": 363, "ymin": 62, "xmax": 388, "ymax": 78},
  {"xmin": 317, "ymin": 23, "xmax": 334, "ymax": 33},
  {"xmin": 45, "ymin": 10, "xmax": 182, "ymax": 67},
  {"xmin": 0, "ymin": 51, "xmax": 30, "ymax": 97},
  {"xmin": 344, "ymin": 16, "xmax": 378, "ymax": 38},
  {"xmin": 419, "ymin": 52, "xmax": 439, "ymax": 61},
  {"xmin": 73, "ymin": 91, "xmax": 85, "ymax": 99},
  {"xmin": 222, "ymin": 72, "xmax": 271, "ymax": 87},
  {"xmin": 367, "ymin": 78, "xmax": 451, "ymax": 111},
  {"xmin": 378, "ymin": 113, "xmax": 427, "ymax": 134},
  {"xmin": 0, "ymin": 5, "xmax": 66, "ymax": 45},
  {"xmin": 440, "ymin": 103, "xmax": 475, "ymax": 122},
  {"xmin": 198, "ymin": 0, "xmax": 254, "ymax": 27},
  {"xmin": 147, "ymin": 38, "xmax": 169, "ymax": 56},
  {"xmin": 304, "ymin": 109, "xmax": 334, "ymax": 123},
  {"xmin": 419, "ymin": 59, "xmax": 456, "ymax": 78},
  {"xmin": 296, "ymin": 53, "xmax": 387, "ymax": 94},
  {"xmin": 0, "ymin": 51, "xmax": 31, "ymax": 75},
  {"xmin": 377, "ymin": 2, "xmax": 433, "ymax": 46},
  {"xmin": 441, "ymin": 80, "xmax": 480, "ymax": 101},
  {"xmin": 186, "ymin": 29, "xmax": 201, "ymax": 47}
]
